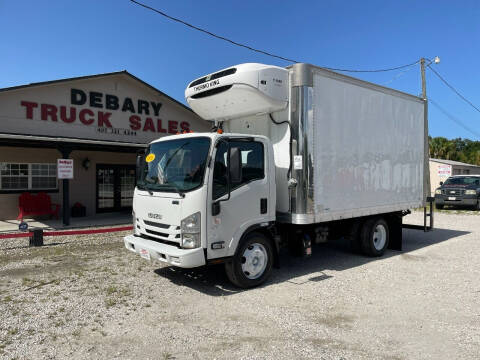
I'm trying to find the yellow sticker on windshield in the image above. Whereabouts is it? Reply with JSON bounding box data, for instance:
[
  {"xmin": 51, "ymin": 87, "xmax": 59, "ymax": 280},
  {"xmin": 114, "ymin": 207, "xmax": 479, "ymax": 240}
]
[{"xmin": 145, "ymin": 153, "xmax": 155, "ymax": 163}]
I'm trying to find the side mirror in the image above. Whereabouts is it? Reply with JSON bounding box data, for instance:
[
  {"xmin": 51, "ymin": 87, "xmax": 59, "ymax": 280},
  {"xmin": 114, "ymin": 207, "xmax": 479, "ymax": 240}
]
[
  {"xmin": 212, "ymin": 201, "xmax": 221, "ymax": 216},
  {"xmin": 439, "ymin": 181, "xmax": 443, "ymax": 186},
  {"xmin": 229, "ymin": 147, "xmax": 242, "ymax": 184}
]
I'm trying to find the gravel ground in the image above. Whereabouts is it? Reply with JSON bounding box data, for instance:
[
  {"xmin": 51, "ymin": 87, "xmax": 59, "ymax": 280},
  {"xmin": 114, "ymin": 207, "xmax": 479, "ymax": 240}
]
[{"xmin": 0, "ymin": 211, "xmax": 479, "ymax": 360}]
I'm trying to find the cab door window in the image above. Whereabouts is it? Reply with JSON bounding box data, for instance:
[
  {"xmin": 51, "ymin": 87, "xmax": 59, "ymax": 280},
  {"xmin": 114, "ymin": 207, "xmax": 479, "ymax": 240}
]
[{"xmin": 212, "ymin": 140, "xmax": 264, "ymax": 200}]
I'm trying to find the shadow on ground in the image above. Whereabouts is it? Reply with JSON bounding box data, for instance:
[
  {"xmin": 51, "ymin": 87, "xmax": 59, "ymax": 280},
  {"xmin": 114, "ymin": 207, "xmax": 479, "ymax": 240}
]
[{"xmin": 153, "ymin": 227, "xmax": 469, "ymax": 296}]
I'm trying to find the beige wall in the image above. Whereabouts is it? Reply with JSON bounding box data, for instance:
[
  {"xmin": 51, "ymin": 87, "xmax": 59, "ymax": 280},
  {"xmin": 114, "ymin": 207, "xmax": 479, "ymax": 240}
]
[{"xmin": 0, "ymin": 146, "xmax": 135, "ymax": 220}]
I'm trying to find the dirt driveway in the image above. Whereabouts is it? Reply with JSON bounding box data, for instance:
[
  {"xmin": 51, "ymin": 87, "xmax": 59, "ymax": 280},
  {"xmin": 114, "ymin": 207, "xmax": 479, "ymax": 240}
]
[{"xmin": 1, "ymin": 211, "xmax": 479, "ymax": 359}]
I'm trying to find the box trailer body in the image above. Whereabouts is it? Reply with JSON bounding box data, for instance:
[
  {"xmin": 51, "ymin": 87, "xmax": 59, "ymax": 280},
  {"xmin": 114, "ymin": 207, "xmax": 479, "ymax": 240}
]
[
  {"xmin": 187, "ymin": 63, "xmax": 428, "ymax": 222},
  {"xmin": 125, "ymin": 63, "xmax": 432, "ymax": 288}
]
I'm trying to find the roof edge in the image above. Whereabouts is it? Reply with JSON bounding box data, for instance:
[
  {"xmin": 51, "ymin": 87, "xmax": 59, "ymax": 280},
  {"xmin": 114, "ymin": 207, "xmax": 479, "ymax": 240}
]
[
  {"xmin": 0, "ymin": 70, "xmax": 196, "ymax": 114},
  {"xmin": 430, "ymin": 158, "xmax": 480, "ymax": 168}
]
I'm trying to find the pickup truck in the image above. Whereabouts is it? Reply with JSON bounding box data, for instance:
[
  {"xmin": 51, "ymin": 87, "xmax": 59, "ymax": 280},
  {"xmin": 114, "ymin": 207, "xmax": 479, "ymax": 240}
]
[{"xmin": 434, "ymin": 175, "xmax": 480, "ymax": 210}]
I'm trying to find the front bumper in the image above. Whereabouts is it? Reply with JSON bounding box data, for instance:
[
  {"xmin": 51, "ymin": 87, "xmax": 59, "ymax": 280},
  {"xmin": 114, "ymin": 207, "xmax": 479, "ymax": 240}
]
[
  {"xmin": 435, "ymin": 194, "xmax": 478, "ymax": 206},
  {"xmin": 124, "ymin": 234, "xmax": 206, "ymax": 268}
]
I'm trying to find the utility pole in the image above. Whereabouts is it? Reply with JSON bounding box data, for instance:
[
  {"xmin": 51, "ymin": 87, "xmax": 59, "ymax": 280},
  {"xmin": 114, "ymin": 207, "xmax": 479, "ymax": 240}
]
[
  {"xmin": 420, "ymin": 58, "xmax": 427, "ymax": 99},
  {"xmin": 420, "ymin": 57, "xmax": 431, "ymax": 199}
]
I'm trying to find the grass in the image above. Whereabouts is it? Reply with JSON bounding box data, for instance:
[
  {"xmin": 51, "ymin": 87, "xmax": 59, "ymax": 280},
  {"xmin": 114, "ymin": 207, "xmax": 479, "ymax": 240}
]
[
  {"xmin": 22, "ymin": 277, "xmax": 34, "ymax": 286},
  {"xmin": 104, "ymin": 284, "xmax": 132, "ymax": 308},
  {"xmin": 8, "ymin": 328, "xmax": 18, "ymax": 336},
  {"xmin": 105, "ymin": 298, "xmax": 117, "ymax": 308},
  {"xmin": 3, "ymin": 295, "xmax": 12, "ymax": 302},
  {"xmin": 106, "ymin": 285, "xmax": 118, "ymax": 295}
]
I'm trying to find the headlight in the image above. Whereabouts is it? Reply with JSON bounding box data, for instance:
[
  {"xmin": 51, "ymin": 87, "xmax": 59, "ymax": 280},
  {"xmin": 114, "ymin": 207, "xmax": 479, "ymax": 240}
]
[
  {"xmin": 181, "ymin": 233, "xmax": 200, "ymax": 249},
  {"xmin": 465, "ymin": 189, "xmax": 477, "ymax": 195},
  {"xmin": 435, "ymin": 189, "xmax": 442, "ymax": 195},
  {"xmin": 181, "ymin": 212, "xmax": 201, "ymax": 249}
]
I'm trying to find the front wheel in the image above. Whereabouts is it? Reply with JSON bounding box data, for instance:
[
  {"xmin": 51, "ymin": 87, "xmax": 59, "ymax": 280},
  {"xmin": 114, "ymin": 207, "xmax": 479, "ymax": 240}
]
[
  {"xmin": 225, "ymin": 232, "xmax": 273, "ymax": 288},
  {"xmin": 360, "ymin": 218, "xmax": 389, "ymax": 257},
  {"xmin": 435, "ymin": 203, "xmax": 444, "ymax": 210}
]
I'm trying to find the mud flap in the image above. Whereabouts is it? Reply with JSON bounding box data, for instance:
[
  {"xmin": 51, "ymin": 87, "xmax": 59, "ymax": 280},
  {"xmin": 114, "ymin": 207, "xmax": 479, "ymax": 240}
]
[{"xmin": 388, "ymin": 214, "xmax": 403, "ymax": 251}]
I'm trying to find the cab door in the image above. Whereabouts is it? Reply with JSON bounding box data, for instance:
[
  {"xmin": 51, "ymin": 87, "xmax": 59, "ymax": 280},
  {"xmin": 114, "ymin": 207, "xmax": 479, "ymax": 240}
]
[{"xmin": 206, "ymin": 138, "xmax": 271, "ymax": 260}]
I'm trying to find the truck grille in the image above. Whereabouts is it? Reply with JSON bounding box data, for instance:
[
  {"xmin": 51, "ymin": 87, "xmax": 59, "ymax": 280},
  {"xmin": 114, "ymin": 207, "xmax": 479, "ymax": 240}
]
[
  {"xmin": 442, "ymin": 188, "xmax": 465, "ymax": 196},
  {"xmin": 139, "ymin": 219, "xmax": 181, "ymax": 245}
]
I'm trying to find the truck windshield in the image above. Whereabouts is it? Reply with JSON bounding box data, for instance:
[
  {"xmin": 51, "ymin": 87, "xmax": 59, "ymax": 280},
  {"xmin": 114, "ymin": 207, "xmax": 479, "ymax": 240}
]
[
  {"xmin": 444, "ymin": 177, "xmax": 480, "ymax": 185},
  {"xmin": 137, "ymin": 137, "xmax": 211, "ymax": 193}
]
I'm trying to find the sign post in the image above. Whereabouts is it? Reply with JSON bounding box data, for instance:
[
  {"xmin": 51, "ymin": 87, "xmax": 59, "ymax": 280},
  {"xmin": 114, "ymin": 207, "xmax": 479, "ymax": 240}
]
[
  {"xmin": 57, "ymin": 159, "xmax": 74, "ymax": 179},
  {"xmin": 58, "ymin": 156, "xmax": 73, "ymax": 225}
]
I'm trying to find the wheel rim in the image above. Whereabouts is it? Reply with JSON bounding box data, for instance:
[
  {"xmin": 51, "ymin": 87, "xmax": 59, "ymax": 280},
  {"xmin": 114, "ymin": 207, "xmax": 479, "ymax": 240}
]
[
  {"xmin": 241, "ymin": 243, "xmax": 268, "ymax": 280},
  {"xmin": 372, "ymin": 224, "xmax": 387, "ymax": 251}
]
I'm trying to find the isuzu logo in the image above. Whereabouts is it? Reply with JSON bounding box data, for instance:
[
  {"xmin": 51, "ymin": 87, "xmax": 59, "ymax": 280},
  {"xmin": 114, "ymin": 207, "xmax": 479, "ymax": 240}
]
[{"xmin": 148, "ymin": 213, "xmax": 162, "ymax": 219}]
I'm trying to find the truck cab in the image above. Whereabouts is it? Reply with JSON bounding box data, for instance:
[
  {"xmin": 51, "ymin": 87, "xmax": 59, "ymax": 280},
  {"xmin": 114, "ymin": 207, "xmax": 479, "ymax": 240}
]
[{"xmin": 124, "ymin": 132, "xmax": 277, "ymax": 287}]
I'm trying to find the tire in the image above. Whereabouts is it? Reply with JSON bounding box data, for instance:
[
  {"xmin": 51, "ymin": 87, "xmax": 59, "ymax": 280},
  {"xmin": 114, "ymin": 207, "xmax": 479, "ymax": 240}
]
[
  {"xmin": 476, "ymin": 200, "xmax": 480, "ymax": 211},
  {"xmin": 360, "ymin": 217, "xmax": 389, "ymax": 257},
  {"xmin": 435, "ymin": 203, "xmax": 444, "ymax": 210},
  {"xmin": 225, "ymin": 232, "xmax": 273, "ymax": 288}
]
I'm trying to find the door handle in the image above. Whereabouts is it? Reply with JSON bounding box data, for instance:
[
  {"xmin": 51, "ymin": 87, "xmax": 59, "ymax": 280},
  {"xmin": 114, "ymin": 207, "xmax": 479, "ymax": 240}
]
[{"xmin": 260, "ymin": 198, "xmax": 267, "ymax": 214}]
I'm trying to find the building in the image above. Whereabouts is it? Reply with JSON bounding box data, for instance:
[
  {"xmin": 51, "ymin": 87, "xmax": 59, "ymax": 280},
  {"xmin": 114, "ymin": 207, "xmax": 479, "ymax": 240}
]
[
  {"xmin": 430, "ymin": 158, "xmax": 480, "ymax": 193},
  {"xmin": 0, "ymin": 71, "xmax": 210, "ymax": 223}
]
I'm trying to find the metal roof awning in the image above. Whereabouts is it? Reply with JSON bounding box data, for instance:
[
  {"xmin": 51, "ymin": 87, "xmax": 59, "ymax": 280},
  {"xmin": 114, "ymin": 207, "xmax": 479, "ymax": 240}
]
[{"xmin": 0, "ymin": 133, "xmax": 147, "ymax": 152}]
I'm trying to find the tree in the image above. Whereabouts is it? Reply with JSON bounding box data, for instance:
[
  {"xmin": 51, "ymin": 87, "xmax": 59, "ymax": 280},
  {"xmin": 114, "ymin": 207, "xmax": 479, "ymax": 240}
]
[{"xmin": 429, "ymin": 137, "xmax": 480, "ymax": 166}]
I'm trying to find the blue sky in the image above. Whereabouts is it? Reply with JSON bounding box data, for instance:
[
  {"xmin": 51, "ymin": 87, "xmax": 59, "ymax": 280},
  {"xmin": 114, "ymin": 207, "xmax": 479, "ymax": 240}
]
[{"xmin": 1, "ymin": 0, "xmax": 479, "ymax": 140}]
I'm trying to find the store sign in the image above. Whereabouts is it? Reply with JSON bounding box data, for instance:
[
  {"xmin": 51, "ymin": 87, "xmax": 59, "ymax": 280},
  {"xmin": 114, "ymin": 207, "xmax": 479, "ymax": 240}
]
[
  {"xmin": 437, "ymin": 164, "xmax": 452, "ymax": 178},
  {"xmin": 20, "ymin": 89, "xmax": 191, "ymax": 137},
  {"xmin": 58, "ymin": 159, "xmax": 74, "ymax": 179}
]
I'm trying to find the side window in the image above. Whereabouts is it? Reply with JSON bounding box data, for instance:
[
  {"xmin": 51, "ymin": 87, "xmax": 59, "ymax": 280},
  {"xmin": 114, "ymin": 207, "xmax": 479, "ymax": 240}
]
[
  {"xmin": 212, "ymin": 141, "xmax": 264, "ymax": 200},
  {"xmin": 239, "ymin": 142, "xmax": 264, "ymax": 183},
  {"xmin": 212, "ymin": 142, "xmax": 228, "ymax": 200}
]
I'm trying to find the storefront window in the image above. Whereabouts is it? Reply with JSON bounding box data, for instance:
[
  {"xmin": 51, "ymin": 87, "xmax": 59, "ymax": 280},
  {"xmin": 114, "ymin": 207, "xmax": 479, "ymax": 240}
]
[
  {"xmin": 31, "ymin": 164, "xmax": 57, "ymax": 189},
  {"xmin": 0, "ymin": 163, "xmax": 58, "ymax": 191}
]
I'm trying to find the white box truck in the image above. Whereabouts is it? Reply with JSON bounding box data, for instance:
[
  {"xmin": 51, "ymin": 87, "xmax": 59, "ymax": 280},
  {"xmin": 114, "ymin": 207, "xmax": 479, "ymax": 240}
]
[{"xmin": 124, "ymin": 63, "xmax": 433, "ymax": 288}]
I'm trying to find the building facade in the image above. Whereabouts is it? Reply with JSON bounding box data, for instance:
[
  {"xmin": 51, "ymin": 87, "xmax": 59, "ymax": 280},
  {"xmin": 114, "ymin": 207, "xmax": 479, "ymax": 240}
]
[
  {"xmin": 430, "ymin": 158, "xmax": 480, "ymax": 194},
  {"xmin": 0, "ymin": 71, "xmax": 210, "ymax": 221}
]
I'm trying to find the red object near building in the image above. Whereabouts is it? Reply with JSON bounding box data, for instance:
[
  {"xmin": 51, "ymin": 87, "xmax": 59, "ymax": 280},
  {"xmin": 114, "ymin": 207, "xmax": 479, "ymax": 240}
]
[{"xmin": 17, "ymin": 192, "xmax": 60, "ymax": 221}]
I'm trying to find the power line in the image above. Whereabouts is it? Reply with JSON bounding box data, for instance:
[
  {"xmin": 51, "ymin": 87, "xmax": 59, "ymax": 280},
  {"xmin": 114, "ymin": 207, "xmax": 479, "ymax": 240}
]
[
  {"xmin": 129, "ymin": 0, "xmax": 298, "ymax": 63},
  {"xmin": 327, "ymin": 60, "xmax": 420, "ymax": 73},
  {"xmin": 427, "ymin": 65, "xmax": 480, "ymax": 114},
  {"xmin": 383, "ymin": 62, "xmax": 418, "ymax": 85},
  {"xmin": 129, "ymin": 0, "xmax": 419, "ymax": 73},
  {"xmin": 429, "ymin": 98, "xmax": 480, "ymax": 139}
]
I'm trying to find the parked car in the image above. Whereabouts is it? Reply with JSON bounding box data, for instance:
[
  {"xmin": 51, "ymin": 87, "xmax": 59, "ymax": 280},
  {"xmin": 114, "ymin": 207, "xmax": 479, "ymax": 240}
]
[{"xmin": 434, "ymin": 175, "xmax": 480, "ymax": 210}]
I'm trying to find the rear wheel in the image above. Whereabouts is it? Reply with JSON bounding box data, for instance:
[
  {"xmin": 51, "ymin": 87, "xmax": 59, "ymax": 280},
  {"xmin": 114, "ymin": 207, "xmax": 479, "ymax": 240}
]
[
  {"xmin": 361, "ymin": 218, "xmax": 389, "ymax": 257},
  {"xmin": 225, "ymin": 232, "xmax": 273, "ymax": 288}
]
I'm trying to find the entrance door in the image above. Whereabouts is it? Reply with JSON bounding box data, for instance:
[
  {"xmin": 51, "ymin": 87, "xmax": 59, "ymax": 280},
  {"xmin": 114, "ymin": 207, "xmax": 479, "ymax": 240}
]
[{"xmin": 96, "ymin": 164, "xmax": 136, "ymax": 213}]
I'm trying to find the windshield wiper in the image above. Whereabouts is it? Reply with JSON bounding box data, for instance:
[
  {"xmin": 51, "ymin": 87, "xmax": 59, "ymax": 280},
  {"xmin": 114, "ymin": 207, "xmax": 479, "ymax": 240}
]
[
  {"xmin": 164, "ymin": 142, "xmax": 190, "ymax": 170},
  {"xmin": 160, "ymin": 184, "xmax": 185, "ymax": 198},
  {"xmin": 138, "ymin": 183, "xmax": 185, "ymax": 197}
]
